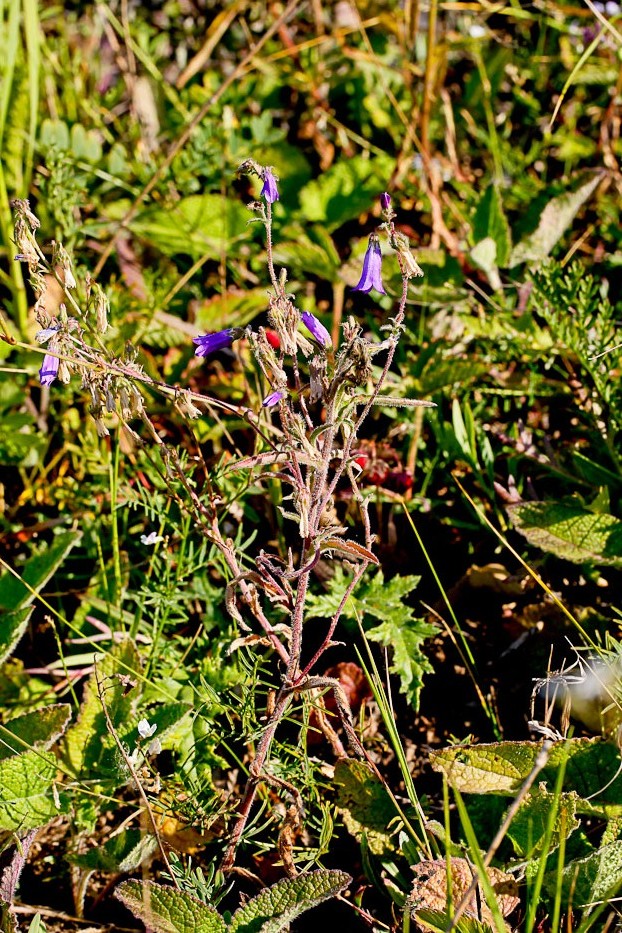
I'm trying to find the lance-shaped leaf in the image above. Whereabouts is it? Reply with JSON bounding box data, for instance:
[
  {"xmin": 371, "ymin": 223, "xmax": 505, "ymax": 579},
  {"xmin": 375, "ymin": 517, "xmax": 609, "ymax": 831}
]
[
  {"xmin": 0, "ymin": 704, "xmax": 71, "ymax": 760},
  {"xmin": 506, "ymin": 500, "xmax": 622, "ymax": 567}
]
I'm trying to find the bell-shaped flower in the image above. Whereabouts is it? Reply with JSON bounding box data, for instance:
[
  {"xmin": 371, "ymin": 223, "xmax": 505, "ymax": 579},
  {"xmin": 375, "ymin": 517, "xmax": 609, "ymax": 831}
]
[
  {"xmin": 262, "ymin": 389, "xmax": 286, "ymax": 408},
  {"xmin": 260, "ymin": 168, "xmax": 279, "ymax": 204},
  {"xmin": 193, "ymin": 328, "xmax": 235, "ymax": 358},
  {"xmin": 301, "ymin": 311, "xmax": 332, "ymax": 348},
  {"xmin": 39, "ymin": 352, "xmax": 60, "ymax": 386},
  {"xmin": 352, "ymin": 235, "xmax": 386, "ymax": 295}
]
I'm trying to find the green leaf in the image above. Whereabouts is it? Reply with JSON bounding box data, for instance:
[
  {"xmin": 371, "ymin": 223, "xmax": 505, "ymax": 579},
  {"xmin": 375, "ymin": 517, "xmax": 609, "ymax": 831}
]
[
  {"xmin": 506, "ymin": 499, "xmax": 622, "ymax": 567},
  {"xmin": 0, "ymin": 705, "xmax": 71, "ymax": 761},
  {"xmin": 306, "ymin": 569, "xmax": 435, "ymax": 709},
  {"xmin": 61, "ymin": 638, "xmax": 142, "ymax": 781},
  {"xmin": 506, "ymin": 789, "xmax": 580, "ymax": 858},
  {"xmin": 26, "ymin": 915, "xmax": 47, "ymax": 933},
  {"xmin": 366, "ymin": 614, "xmax": 436, "ymax": 710},
  {"xmin": 334, "ymin": 759, "xmax": 394, "ymax": 853},
  {"xmin": 68, "ymin": 828, "xmax": 158, "ymax": 872},
  {"xmin": 509, "ymin": 173, "xmax": 602, "ymax": 266},
  {"xmin": 128, "ymin": 194, "xmax": 250, "ymax": 259},
  {"xmin": 0, "ymin": 750, "xmax": 66, "ymax": 831},
  {"xmin": 414, "ymin": 911, "xmax": 493, "ymax": 933},
  {"xmin": 543, "ymin": 840, "xmax": 622, "ymax": 908},
  {"xmin": 472, "ymin": 184, "xmax": 511, "ymax": 267},
  {"xmin": 431, "ymin": 738, "xmax": 622, "ymax": 817},
  {"xmin": 0, "ymin": 530, "xmax": 82, "ymax": 611},
  {"xmin": 115, "ymin": 880, "xmax": 226, "ymax": 933},
  {"xmin": 229, "ymin": 870, "xmax": 351, "ymax": 933},
  {"xmin": 0, "ymin": 609, "xmax": 32, "ymax": 668},
  {"xmin": 298, "ymin": 156, "xmax": 392, "ymax": 231},
  {"xmin": 272, "ymin": 223, "xmax": 340, "ymax": 282}
]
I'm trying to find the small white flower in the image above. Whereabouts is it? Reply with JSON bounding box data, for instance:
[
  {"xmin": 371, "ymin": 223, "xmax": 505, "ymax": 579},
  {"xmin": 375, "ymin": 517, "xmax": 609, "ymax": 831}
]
[
  {"xmin": 605, "ymin": 1, "xmax": 620, "ymax": 14},
  {"xmin": 469, "ymin": 24, "xmax": 487, "ymax": 39},
  {"xmin": 140, "ymin": 531, "xmax": 163, "ymax": 545},
  {"xmin": 137, "ymin": 718, "xmax": 157, "ymax": 739}
]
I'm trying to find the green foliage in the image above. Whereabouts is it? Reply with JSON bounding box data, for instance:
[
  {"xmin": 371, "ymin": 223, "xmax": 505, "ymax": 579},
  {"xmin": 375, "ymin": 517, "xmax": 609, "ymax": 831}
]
[
  {"xmin": 116, "ymin": 871, "xmax": 351, "ymax": 933},
  {"xmin": 507, "ymin": 499, "xmax": 622, "ymax": 567},
  {"xmin": 307, "ymin": 568, "xmax": 436, "ymax": 708}
]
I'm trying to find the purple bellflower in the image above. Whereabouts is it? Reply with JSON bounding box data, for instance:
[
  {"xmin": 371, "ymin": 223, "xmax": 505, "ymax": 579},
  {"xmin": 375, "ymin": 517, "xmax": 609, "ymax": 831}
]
[
  {"xmin": 39, "ymin": 353, "xmax": 60, "ymax": 386},
  {"xmin": 261, "ymin": 169, "xmax": 279, "ymax": 204},
  {"xmin": 352, "ymin": 235, "xmax": 386, "ymax": 295},
  {"xmin": 380, "ymin": 192, "xmax": 391, "ymax": 210},
  {"xmin": 301, "ymin": 311, "xmax": 332, "ymax": 348},
  {"xmin": 193, "ymin": 328, "xmax": 235, "ymax": 358},
  {"xmin": 262, "ymin": 389, "xmax": 286, "ymax": 408}
]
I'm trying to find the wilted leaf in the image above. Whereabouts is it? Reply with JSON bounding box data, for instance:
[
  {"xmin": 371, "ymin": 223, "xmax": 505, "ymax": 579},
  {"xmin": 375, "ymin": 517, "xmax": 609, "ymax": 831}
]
[
  {"xmin": 115, "ymin": 880, "xmax": 226, "ymax": 933},
  {"xmin": 407, "ymin": 858, "xmax": 518, "ymax": 928},
  {"xmin": 506, "ymin": 500, "xmax": 622, "ymax": 567}
]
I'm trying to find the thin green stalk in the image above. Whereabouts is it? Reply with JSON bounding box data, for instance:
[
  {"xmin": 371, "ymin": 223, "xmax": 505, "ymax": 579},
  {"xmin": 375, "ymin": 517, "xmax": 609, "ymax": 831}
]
[
  {"xmin": 354, "ymin": 640, "xmax": 434, "ymax": 858},
  {"xmin": 401, "ymin": 503, "xmax": 501, "ymax": 737},
  {"xmin": 108, "ymin": 436, "xmax": 123, "ymax": 612}
]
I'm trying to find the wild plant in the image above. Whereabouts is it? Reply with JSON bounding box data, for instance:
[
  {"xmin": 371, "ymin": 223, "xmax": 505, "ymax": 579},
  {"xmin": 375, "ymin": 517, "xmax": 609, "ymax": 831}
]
[{"xmin": 10, "ymin": 163, "xmax": 432, "ymax": 874}]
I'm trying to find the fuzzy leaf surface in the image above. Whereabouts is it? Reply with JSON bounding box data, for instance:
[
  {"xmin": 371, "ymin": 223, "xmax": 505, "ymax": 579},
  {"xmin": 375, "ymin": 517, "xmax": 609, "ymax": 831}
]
[
  {"xmin": 61, "ymin": 638, "xmax": 142, "ymax": 781},
  {"xmin": 506, "ymin": 500, "xmax": 622, "ymax": 567},
  {"xmin": 115, "ymin": 880, "xmax": 226, "ymax": 933},
  {"xmin": 0, "ymin": 750, "xmax": 66, "ymax": 831},
  {"xmin": 0, "ymin": 705, "xmax": 71, "ymax": 761},
  {"xmin": 229, "ymin": 870, "xmax": 351, "ymax": 933}
]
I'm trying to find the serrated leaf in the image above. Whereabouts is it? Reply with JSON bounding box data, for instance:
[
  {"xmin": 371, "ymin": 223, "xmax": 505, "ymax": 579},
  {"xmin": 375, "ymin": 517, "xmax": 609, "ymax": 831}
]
[
  {"xmin": 229, "ymin": 870, "xmax": 351, "ymax": 933},
  {"xmin": 0, "ymin": 609, "xmax": 32, "ymax": 668},
  {"xmin": 509, "ymin": 173, "xmax": 601, "ymax": 266},
  {"xmin": 506, "ymin": 500, "xmax": 622, "ymax": 567},
  {"xmin": 61, "ymin": 638, "xmax": 142, "ymax": 781},
  {"xmin": 115, "ymin": 880, "xmax": 226, "ymax": 933},
  {"xmin": 366, "ymin": 614, "xmax": 436, "ymax": 710},
  {"xmin": 0, "ymin": 750, "xmax": 66, "ymax": 831},
  {"xmin": 543, "ymin": 840, "xmax": 622, "ymax": 908},
  {"xmin": 506, "ymin": 789, "xmax": 580, "ymax": 858},
  {"xmin": 69, "ymin": 828, "xmax": 158, "ymax": 872},
  {"xmin": 472, "ymin": 184, "xmax": 511, "ymax": 268},
  {"xmin": 0, "ymin": 705, "xmax": 71, "ymax": 761},
  {"xmin": 299, "ymin": 155, "xmax": 392, "ymax": 231},
  {"xmin": 430, "ymin": 738, "xmax": 622, "ymax": 817},
  {"xmin": 129, "ymin": 194, "xmax": 249, "ymax": 259},
  {"xmin": 0, "ymin": 530, "xmax": 82, "ymax": 611}
]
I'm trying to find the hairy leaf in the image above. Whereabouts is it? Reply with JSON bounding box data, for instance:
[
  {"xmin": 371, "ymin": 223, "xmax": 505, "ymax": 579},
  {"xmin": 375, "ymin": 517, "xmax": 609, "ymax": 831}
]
[
  {"xmin": 0, "ymin": 705, "xmax": 71, "ymax": 761},
  {"xmin": 229, "ymin": 870, "xmax": 351, "ymax": 933},
  {"xmin": 61, "ymin": 638, "xmax": 142, "ymax": 781},
  {"xmin": 506, "ymin": 500, "xmax": 622, "ymax": 567},
  {"xmin": 0, "ymin": 750, "xmax": 66, "ymax": 831},
  {"xmin": 115, "ymin": 880, "xmax": 226, "ymax": 933}
]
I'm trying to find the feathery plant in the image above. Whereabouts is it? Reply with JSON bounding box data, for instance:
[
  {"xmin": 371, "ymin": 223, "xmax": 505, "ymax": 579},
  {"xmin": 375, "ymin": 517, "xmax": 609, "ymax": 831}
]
[{"xmin": 9, "ymin": 163, "xmax": 434, "ymax": 878}]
